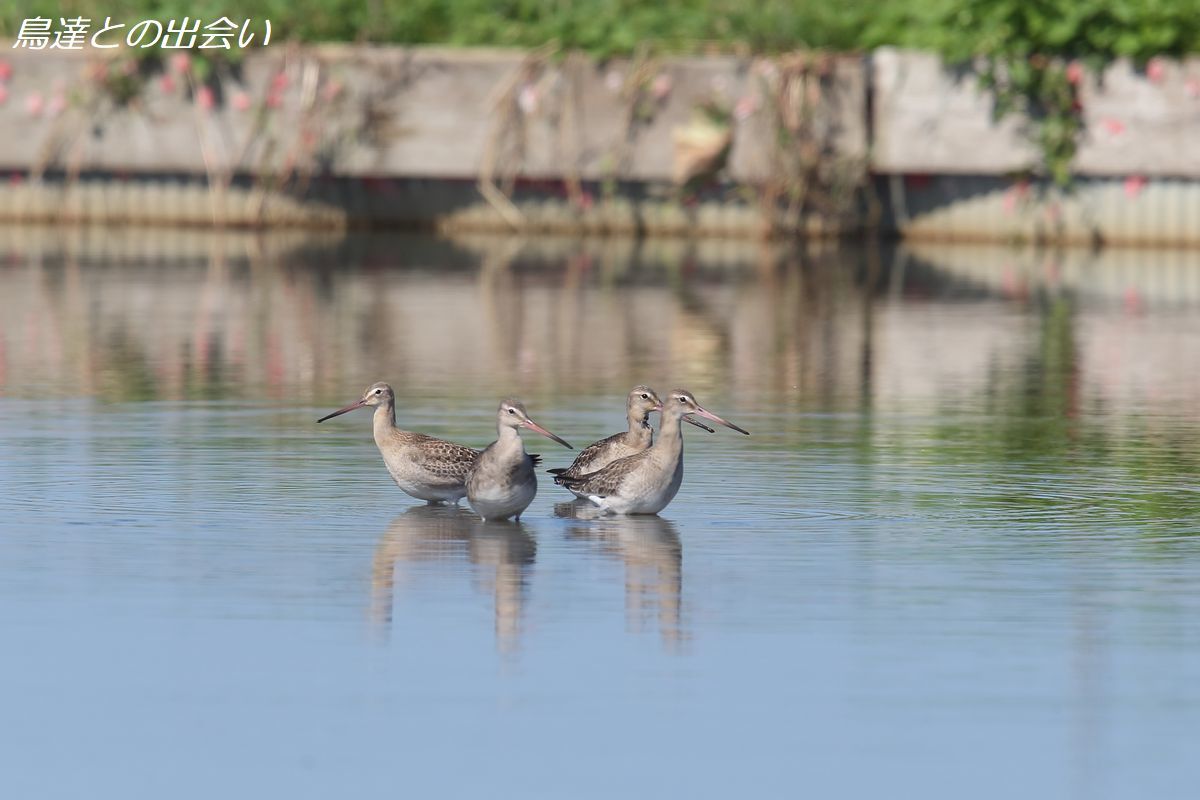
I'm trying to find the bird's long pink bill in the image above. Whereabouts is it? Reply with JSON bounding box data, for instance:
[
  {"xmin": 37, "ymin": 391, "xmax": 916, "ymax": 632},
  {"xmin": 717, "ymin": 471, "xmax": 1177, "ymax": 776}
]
[
  {"xmin": 316, "ymin": 398, "xmax": 367, "ymax": 423},
  {"xmin": 524, "ymin": 420, "xmax": 573, "ymax": 449},
  {"xmin": 655, "ymin": 403, "xmax": 714, "ymax": 433},
  {"xmin": 692, "ymin": 406, "xmax": 750, "ymax": 435}
]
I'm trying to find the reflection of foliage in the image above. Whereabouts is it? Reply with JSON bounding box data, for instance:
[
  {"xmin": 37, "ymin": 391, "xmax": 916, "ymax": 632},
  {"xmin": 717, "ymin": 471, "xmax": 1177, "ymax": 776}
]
[
  {"xmin": 934, "ymin": 296, "xmax": 1091, "ymax": 459},
  {"xmin": 907, "ymin": 294, "xmax": 1200, "ymax": 528},
  {"xmin": 97, "ymin": 331, "xmax": 158, "ymax": 402}
]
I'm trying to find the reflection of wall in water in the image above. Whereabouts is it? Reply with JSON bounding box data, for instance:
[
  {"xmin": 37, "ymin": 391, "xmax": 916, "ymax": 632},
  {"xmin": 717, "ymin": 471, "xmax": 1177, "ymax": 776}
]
[{"xmin": 2, "ymin": 228, "xmax": 1198, "ymax": 420}]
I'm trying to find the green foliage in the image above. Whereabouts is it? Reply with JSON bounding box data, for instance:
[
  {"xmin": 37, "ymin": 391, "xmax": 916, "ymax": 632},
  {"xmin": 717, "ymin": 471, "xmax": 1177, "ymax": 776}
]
[
  {"xmin": 863, "ymin": 0, "xmax": 1200, "ymax": 60},
  {"xmin": 4, "ymin": 0, "xmax": 1199, "ymax": 58},
  {"xmin": 0, "ymin": 0, "xmax": 883, "ymax": 54}
]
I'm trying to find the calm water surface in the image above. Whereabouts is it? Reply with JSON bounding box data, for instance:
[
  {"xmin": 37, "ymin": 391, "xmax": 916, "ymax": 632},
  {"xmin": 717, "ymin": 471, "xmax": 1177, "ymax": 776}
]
[{"xmin": 1, "ymin": 231, "xmax": 1199, "ymax": 798}]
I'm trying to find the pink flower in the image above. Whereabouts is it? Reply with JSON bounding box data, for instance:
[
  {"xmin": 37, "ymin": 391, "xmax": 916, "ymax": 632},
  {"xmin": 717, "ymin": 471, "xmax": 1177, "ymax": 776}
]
[
  {"xmin": 321, "ymin": 79, "xmax": 343, "ymax": 103},
  {"xmin": 1102, "ymin": 118, "xmax": 1126, "ymax": 136},
  {"xmin": 265, "ymin": 89, "xmax": 283, "ymax": 109},
  {"xmin": 0, "ymin": 61, "xmax": 12, "ymax": 82},
  {"xmin": 517, "ymin": 84, "xmax": 539, "ymax": 114},
  {"xmin": 1146, "ymin": 57, "xmax": 1167, "ymax": 84},
  {"xmin": 1187, "ymin": 78, "xmax": 1200, "ymax": 99},
  {"xmin": 1124, "ymin": 175, "xmax": 1146, "ymax": 198},
  {"xmin": 196, "ymin": 85, "xmax": 215, "ymax": 111},
  {"xmin": 170, "ymin": 52, "xmax": 191, "ymax": 75},
  {"xmin": 270, "ymin": 72, "xmax": 289, "ymax": 92},
  {"xmin": 734, "ymin": 94, "xmax": 759, "ymax": 120},
  {"xmin": 1065, "ymin": 61, "xmax": 1084, "ymax": 85},
  {"xmin": 1123, "ymin": 287, "xmax": 1142, "ymax": 314},
  {"xmin": 231, "ymin": 91, "xmax": 252, "ymax": 112},
  {"xmin": 651, "ymin": 73, "xmax": 673, "ymax": 100},
  {"xmin": 159, "ymin": 73, "xmax": 177, "ymax": 94},
  {"xmin": 753, "ymin": 60, "xmax": 779, "ymax": 81},
  {"xmin": 24, "ymin": 92, "xmax": 43, "ymax": 118},
  {"xmin": 1002, "ymin": 180, "xmax": 1030, "ymax": 214}
]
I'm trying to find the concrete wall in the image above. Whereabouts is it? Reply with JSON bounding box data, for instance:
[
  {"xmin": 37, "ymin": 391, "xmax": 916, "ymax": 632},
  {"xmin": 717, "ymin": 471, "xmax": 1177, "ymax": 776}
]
[
  {"xmin": 0, "ymin": 46, "xmax": 865, "ymax": 183},
  {"xmin": 0, "ymin": 44, "xmax": 1197, "ymax": 243},
  {"xmin": 873, "ymin": 48, "xmax": 1200, "ymax": 177}
]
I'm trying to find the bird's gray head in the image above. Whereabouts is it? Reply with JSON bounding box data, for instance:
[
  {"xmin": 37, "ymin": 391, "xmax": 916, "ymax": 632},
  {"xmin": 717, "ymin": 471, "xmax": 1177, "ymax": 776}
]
[
  {"xmin": 627, "ymin": 385, "xmax": 663, "ymax": 418},
  {"xmin": 496, "ymin": 398, "xmax": 574, "ymax": 449},
  {"xmin": 665, "ymin": 388, "xmax": 750, "ymax": 435},
  {"xmin": 497, "ymin": 398, "xmax": 531, "ymax": 428},
  {"xmin": 316, "ymin": 382, "xmax": 396, "ymax": 423},
  {"xmin": 361, "ymin": 382, "xmax": 394, "ymax": 407},
  {"xmin": 666, "ymin": 389, "xmax": 700, "ymax": 415}
]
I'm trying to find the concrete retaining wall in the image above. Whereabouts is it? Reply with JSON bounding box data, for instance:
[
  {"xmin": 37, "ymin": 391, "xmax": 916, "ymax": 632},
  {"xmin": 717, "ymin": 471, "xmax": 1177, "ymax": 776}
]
[
  {"xmin": 0, "ymin": 46, "xmax": 865, "ymax": 182},
  {"xmin": 873, "ymin": 48, "xmax": 1200, "ymax": 177},
  {"xmin": 0, "ymin": 44, "xmax": 1197, "ymax": 243}
]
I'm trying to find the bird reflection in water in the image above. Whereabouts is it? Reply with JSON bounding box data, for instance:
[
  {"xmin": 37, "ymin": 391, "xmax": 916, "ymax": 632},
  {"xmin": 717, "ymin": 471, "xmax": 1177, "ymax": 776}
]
[
  {"xmin": 556, "ymin": 501, "xmax": 687, "ymax": 652},
  {"xmin": 371, "ymin": 505, "xmax": 536, "ymax": 654}
]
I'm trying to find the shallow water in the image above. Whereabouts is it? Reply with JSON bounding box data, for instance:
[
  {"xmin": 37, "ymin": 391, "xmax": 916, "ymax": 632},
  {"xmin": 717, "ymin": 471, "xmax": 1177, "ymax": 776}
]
[{"xmin": 2, "ymin": 232, "xmax": 1199, "ymax": 798}]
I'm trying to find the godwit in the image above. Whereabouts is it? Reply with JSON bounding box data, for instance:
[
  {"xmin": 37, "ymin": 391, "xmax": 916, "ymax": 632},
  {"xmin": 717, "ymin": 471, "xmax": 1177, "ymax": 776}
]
[
  {"xmin": 555, "ymin": 389, "xmax": 748, "ymax": 515},
  {"xmin": 548, "ymin": 386, "xmax": 712, "ymax": 499},
  {"xmin": 317, "ymin": 382, "xmax": 479, "ymax": 504},
  {"xmin": 467, "ymin": 399, "xmax": 573, "ymax": 521}
]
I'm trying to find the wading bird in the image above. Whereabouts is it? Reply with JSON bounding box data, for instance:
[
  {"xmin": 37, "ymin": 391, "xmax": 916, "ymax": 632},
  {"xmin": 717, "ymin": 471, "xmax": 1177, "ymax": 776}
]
[
  {"xmin": 549, "ymin": 385, "xmax": 712, "ymax": 498},
  {"xmin": 467, "ymin": 399, "xmax": 573, "ymax": 522},
  {"xmin": 317, "ymin": 382, "xmax": 479, "ymax": 504},
  {"xmin": 556, "ymin": 389, "xmax": 748, "ymax": 515}
]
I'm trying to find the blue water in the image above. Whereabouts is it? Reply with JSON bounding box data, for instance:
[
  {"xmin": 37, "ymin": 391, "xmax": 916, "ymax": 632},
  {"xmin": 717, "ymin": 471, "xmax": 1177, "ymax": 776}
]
[{"xmin": 1, "ymin": 234, "xmax": 1199, "ymax": 798}]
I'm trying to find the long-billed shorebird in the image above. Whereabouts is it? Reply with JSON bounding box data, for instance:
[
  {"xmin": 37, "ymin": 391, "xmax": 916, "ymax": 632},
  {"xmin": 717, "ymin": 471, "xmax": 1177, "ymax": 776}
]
[
  {"xmin": 467, "ymin": 399, "xmax": 573, "ymax": 521},
  {"xmin": 556, "ymin": 389, "xmax": 748, "ymax": 515},
  {"xmin": 549, "ymin": 385, "xmax": 712, "ymax": 499},
  {"xmin": 317, "ymin": 382, "xmax": 479, "ymax": 504}
]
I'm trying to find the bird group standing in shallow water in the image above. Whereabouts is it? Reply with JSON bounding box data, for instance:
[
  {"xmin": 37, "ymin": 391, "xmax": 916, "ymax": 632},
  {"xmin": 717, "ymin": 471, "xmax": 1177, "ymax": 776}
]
[{"xmin": 317, "ymin": 382, "xmax": 749, "ymax": 521}]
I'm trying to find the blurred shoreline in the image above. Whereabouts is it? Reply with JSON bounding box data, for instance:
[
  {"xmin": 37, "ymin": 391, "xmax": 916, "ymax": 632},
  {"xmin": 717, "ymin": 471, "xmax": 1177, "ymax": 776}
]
[{"xmin": 2, "ymin": 227, "xmax": 1198, "ymax": 425}]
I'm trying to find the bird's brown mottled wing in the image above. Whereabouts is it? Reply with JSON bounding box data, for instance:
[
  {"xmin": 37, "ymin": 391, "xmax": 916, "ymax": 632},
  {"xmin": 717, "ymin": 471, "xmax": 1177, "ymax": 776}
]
[
  {"xmin": 408, "ymin": 433, "xmax": 480, "ymax": 484},
  {"xmin": 557, "ymin": 450, "xmax": 649, "ymax": 497},
  {"xmin": 552, "ymin": 431, "xmax": 624, "ymax": 478}
]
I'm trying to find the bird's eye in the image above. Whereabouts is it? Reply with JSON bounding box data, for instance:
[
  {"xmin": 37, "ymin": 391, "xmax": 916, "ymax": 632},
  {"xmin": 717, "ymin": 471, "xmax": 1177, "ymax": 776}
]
[
  {"xmin": 507, "ymin": 408, "xmax": 516, "ymax": 415},
  {"xmin": 374, "ymin": 388, "xmax": 382, "ymax": 395},
  {"xmin": 641, "ymin": 393, "xmax": 649, "ymax": 399}
]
